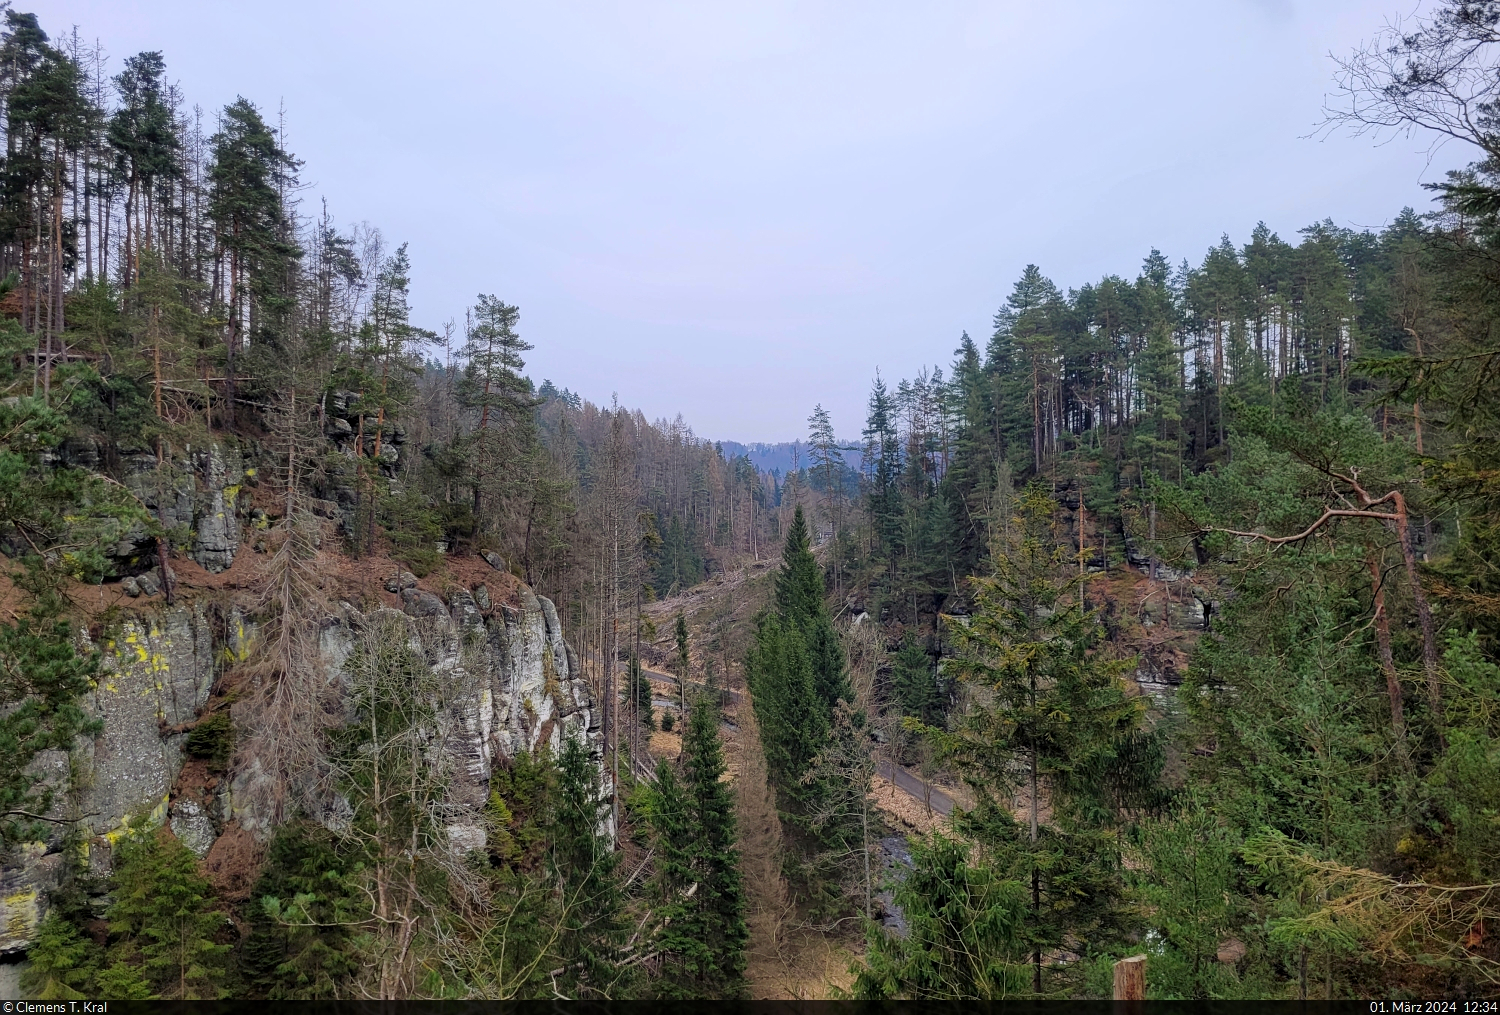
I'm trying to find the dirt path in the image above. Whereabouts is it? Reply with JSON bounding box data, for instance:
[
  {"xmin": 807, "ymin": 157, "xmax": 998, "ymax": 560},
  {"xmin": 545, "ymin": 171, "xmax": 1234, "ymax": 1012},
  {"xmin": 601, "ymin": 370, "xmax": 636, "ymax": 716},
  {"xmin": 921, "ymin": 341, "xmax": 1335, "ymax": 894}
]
[{"xmin": 638, "ymin": 663, "xmax": 740, "ymax": 702}]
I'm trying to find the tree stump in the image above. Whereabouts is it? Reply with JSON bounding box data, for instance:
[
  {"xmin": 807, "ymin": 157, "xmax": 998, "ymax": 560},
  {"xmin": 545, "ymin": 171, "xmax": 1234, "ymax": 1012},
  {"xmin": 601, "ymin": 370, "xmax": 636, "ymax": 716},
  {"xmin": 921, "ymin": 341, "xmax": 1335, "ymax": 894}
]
[{"xmin": 1113, "ymin": 953, "xmax": 1147, "ymax": 1001}]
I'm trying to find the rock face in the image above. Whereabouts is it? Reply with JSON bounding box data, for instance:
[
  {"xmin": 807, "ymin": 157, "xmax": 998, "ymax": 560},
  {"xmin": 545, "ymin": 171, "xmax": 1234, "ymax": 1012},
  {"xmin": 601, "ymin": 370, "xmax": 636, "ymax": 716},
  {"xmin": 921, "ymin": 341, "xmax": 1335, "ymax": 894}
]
[
  {"xmin": 0, "ymin": 580, "xmax": 598, "ymax": 956},
  {"xmin": 80, "ymin": 606, "xmax": 221, "ymax": 841},
  {"xmin": 114, "ymin": 441, "xmax": 247, "ymax": 575},
  {"xmin": 0, "ymin": 429, "xmax": 599, "ymax": 959},
  {"xmin": 0, "ymin": 605, "xmax": 221, "ymax": 954},
  {"xmin": 317, "ymin": 394, "xmax": 410, "ymax": 535},
  {"xmin": 0, "ymin": 847, "xmax": 64, "ymax": 963},
  {"xmin": 170, "ymin": 799, "xmax": 216, "ymax": 858},
  {"xmin": 188, "ymin": 445, "xmax": 242, "ymax": 573}
]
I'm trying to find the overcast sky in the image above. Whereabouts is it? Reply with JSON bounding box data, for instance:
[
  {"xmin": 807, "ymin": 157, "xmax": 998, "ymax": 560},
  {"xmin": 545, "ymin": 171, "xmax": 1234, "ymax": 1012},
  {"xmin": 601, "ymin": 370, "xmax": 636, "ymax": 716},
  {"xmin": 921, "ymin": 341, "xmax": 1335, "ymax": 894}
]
[{"xmin": 31, "ymin": 0, "xmax": 1463, "ymax": 442}]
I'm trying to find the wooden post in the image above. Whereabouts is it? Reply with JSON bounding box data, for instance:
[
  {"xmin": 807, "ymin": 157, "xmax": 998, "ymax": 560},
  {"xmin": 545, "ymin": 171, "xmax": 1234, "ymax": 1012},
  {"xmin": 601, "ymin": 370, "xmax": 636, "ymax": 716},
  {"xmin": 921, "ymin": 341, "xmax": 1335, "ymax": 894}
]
[{"xmin": 1113, "ymin": 953, "xmax": 1146, "ymax": 1001}]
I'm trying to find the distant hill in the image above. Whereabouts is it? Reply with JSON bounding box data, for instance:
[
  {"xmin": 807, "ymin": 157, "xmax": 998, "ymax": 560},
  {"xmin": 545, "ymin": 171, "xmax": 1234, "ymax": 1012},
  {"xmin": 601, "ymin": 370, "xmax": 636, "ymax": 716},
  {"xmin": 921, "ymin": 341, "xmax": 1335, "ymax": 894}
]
[{"xmin": 718, "ymin": 439, "xmax": 863, "ymax": 477}]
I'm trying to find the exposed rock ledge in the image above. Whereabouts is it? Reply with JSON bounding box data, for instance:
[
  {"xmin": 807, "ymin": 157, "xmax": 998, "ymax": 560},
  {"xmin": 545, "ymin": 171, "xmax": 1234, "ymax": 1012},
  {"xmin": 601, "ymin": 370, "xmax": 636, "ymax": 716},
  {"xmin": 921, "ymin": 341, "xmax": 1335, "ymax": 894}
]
[{"xmin": 0, "ymin": 577, "xmax": 600, "ymax": 956}]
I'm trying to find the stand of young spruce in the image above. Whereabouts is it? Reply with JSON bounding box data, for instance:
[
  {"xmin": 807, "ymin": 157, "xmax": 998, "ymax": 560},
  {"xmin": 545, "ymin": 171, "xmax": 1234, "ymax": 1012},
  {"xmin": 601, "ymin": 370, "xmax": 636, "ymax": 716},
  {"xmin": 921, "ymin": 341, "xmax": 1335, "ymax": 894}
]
[
  {"xmin": 745, "ymin": 506, "xmax": 850, "ymax": 811},
  {"xmin": 103, "ymin": 827, "xmax": 229, "ymax": 999}
]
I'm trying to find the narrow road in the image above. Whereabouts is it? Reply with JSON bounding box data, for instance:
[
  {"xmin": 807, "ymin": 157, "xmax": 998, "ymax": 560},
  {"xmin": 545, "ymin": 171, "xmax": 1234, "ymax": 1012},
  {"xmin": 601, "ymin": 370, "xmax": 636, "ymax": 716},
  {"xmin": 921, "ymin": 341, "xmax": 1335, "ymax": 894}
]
[{"xmin": 877, "ymin": 759, "xmax": 954, "ymax": 817}]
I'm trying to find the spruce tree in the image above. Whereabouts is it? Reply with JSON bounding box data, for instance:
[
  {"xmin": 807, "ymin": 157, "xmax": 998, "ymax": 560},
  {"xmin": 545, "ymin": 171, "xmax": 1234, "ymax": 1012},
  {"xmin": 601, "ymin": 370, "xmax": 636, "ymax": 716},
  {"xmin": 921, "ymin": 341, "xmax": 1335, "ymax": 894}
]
[
  {"xmin": 646, "ymin": 758, "xmax": 695, "ymax": 986},
  {"xmin": 892, "ymin": 631, "xmax": 942, "ymax": 726},
  {"xmin": 746, "ymin": 505, "xmax": 855, "ymax": 821},
  {"xmin": 24, "ymin": 910, "xmax": 100, "ymax": 999},
  {"xmin": 1131, "ymin": 796, "xmax": 1244, "ymax": 999},
  {"xmin": 862, "ymin": 378, "xmax": 903, "ymax": 558},
  {"xmin": 240, "ymin": 822, "xmax": 361, "ymax": 999},
  {"xmin": 771, "ymin": 505, "xmax": 849, "ymax": 711},
  {"xmin": 105, "ymin": 828, "xmax": 229, "ymax": 999},
  {"xmin": 802, "ymin": 700, "xmax": 878, "ymax": 917},
  {"xmin": 853, "ymin": 833, "xmax": 1032, "ymax": 999},
  {"xmin": 806, "ymin": 403, "xmax": 847, "ymax": 582},
  {"xmin": 674, "ymin": 611, "xmax": 690, "ymax": 715},
  {"xmin": 551, "ymin": 733, "xmax": 624, "ymax": 997},
  {"xmin": 925, "ymin": 485, "xmax": 1146, "ymax": 995},
  {"xmin": 629, "ymin": 650, "xmax": 654, "ymax": 732},
  {"xmin": 648, "ymin": 692, "xmax": 747, "ymax": 998},
  {"xmin": 745, "ymin": 613, "xmax": 826, "ymax": 800}
]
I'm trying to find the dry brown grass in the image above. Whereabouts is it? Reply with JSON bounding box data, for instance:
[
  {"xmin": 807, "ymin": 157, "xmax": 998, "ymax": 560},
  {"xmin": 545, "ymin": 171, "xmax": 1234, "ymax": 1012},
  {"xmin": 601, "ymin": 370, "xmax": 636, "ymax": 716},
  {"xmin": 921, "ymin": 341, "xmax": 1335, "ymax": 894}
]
[
  {"xmin": 747, "ymin": 925, "xmax": 860, "ymax": 1000},
  {"xmin": 648, "ymin": 727, "xmax": 682, "ymax": 758},
  {"xmin": 868, "ymin": 775, "xmax": 948, "ymax": 835}
]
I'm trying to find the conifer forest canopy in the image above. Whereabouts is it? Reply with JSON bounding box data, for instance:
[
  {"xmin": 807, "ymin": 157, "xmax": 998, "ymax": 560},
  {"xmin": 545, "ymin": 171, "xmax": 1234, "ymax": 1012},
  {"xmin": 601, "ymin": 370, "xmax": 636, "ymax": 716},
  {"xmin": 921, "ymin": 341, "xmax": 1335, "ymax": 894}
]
[{"xmin": 0, "ymin": 0, "xmax": 1499, "ymax": 1002}]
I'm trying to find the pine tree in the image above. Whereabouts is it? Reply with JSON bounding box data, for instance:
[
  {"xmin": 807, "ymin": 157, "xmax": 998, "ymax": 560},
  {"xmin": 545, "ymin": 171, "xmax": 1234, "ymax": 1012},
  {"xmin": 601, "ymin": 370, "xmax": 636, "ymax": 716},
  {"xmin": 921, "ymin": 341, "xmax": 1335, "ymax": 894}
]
[
  {"xmin": 0, "ymin": 14, "xmax": 90, "ymax": 399},
  {"xmin": 206, "ymin": 96, "xmax": 299, "ymax": 421},
  {"xmin": 455, "ymin": 295, "xmax": 519, "ymax": 511},
  {"xmin": 109, "ymin": 51, "xmax": 179, "ymax": 282},
  {"xmin": 460, "ymin": 294, "xmax": 529, "ymax": 432},
  {"xmin": 989, "ymin": 265, "xmax": 1059, "ymax": 475}
]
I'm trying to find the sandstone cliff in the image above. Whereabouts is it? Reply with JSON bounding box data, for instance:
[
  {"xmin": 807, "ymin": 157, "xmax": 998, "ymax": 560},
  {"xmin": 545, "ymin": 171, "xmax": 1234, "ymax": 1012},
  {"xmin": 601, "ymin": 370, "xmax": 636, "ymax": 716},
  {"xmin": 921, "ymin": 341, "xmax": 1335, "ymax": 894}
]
[{"xmin": 0, "ymin": 438, "xmax": 601, "ymax": 957}]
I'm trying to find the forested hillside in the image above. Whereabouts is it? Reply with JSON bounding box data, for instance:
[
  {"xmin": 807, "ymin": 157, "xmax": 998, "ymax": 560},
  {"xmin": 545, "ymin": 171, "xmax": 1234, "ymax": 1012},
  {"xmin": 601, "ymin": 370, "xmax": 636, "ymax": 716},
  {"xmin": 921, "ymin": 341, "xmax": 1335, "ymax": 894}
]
[{"xmin": 0, "ymin": 0, "xmax": 1497, "ymax": 1001}]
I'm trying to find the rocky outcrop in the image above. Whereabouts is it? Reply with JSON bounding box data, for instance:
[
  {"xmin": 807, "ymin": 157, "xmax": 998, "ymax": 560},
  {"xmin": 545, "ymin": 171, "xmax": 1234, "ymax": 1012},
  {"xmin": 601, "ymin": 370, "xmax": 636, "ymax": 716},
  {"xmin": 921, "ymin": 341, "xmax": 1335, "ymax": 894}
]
[
  {"xmin": 2, "ymin": 422, "xmax": 598, "ymax": 958},
  {"xmin": 224, "ymin": 581, "xmax": 602, "ymax": 851},
  {"xmin": 0, "ymin": 604, "xmax": 225, "ymax": 953},
  {"xmin": 79, "ymin": 606, "xmax": 220, "ymax": 841},
  {"xmin": 316, "ymin": 392, "xmax": 410, "ymax": 535},
  {"xmin": 0, "ymin": 846, "xmax": 64, "ymax": 960},
  {"xmin": 187, "ymin": 445, "xmax": 242, "ymax": 573},
  {"xmin": 170, "ymin": 799, "xmax": 216, "ymax": 857},
  {"xmin": 38, "ymin": 437, "xmax": 250, "ymax": 577},
  {"xmin": 90, "ymin": 440, "xmax": 252, "ymax": 576},
  {"xmin": 0, "ymin": 576, "xmax": 598, "ymax": 957}
]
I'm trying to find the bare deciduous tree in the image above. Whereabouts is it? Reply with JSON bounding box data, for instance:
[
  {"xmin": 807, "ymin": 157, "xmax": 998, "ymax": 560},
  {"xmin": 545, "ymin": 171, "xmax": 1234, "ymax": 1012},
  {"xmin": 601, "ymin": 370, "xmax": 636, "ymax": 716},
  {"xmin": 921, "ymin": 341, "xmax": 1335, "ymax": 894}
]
[{"xmin": 1323, "ymin": 1, "xmax": 1500, "ymax": 162}]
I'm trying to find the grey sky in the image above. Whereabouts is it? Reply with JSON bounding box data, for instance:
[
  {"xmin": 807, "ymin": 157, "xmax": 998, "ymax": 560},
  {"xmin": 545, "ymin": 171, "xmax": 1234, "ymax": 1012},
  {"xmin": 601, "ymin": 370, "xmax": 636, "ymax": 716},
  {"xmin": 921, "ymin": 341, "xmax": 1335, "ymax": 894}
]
[{"xmin": 34, "ymin": 1, "xmax": 1462, "ymax": 442}]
